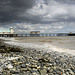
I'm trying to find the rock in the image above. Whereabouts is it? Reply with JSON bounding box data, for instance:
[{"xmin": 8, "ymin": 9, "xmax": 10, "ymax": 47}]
[
  {"xmin": 0, "ymin": 39, "xmax": 75, "ymax": 75},
  {"xmin": 66, "ymin": 72, "xmax": 69, "ymax": 75},
  {"xmin": 38, "ymin": 58, "xmax": 49, "ymax": 63},
  {"xmin": 70, "ymin": 64, "xmax": 75, "ymax": 72},
  {"xmin": 21, "ymin": 68, "xmax": 28, "ymax": 71},
  {"xmin": 7, "ymin": 64, "xmax": 13, "ymax": 69},
  {"xmin": 6, "ymin": 71, "xmax": 10, "ymax": 75},
  {"xmin": 27, "ymin": 68, "xmax": 32, "ymax": 71},
  {"xmin": 37, "ymin": 66, "xmax": 41, "ymax": 69},
  {"xmin": 40, "ymin": 69, "xmax": 47, "ymax": 75},
  {"xmin": 31, "ymin": 70, "xmax": 37, "ymax": 73},
  {"xmin": 69, "ymin": 69, "xmax": 74, "ymax": 75},
  {"xmin": 10, "ymin": 70, "xmax": 19, "ymax": 74},
  {"xmin": 26, "ymin": 63, "xmax": 30, "ymax": 67},
  {"xmin": 43, "ymin": 66, "xmax": 47, "ymax": 69},
  {"xmin": 21, "ymin": 64, "xmax": 26, "ymax": 68},
  {"xmin": 62, "ymin": 73, "xmax": 66, "ymax": 75},
  {"xmin": 16, "ymin": 65, "xmax": 21, "ymax": 69},
  {"xmin": 32, "ymin": 72, "xmax": 37, "ymax": 75},
  {"xmin": 31, "ymin": 65, "xmax": 38, "ymax": 68},
  {"xmin": 0, "ymin": 39, "xmax": 5, "ymax": 46},
  {"xmin": 53, "ymin": 67, "xmax": 63, "ymax": 74}
]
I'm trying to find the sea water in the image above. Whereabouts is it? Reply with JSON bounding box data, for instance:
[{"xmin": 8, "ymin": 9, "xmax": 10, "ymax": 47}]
[{"xmin": 2, "ymin": 37, "xmax": 75, "ymax": 56}]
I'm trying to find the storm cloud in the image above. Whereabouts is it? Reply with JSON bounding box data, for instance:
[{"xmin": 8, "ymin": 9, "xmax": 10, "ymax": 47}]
[
  {"xmin": 0, "ymin": 0, "xmax": 75, "ymax": 33},
  {"xmin": 0, "ymin": 0, "xmax": 36, "ymax": 23}
]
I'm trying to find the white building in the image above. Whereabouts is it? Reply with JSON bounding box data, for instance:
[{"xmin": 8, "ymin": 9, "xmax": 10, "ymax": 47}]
[
  {"xmin": 30, "ymin": 31, "xmax": 40, "ymax": 34},
  {"xmin": 0, "ymin": 27, "xmax": 14, "ymax": 34}
]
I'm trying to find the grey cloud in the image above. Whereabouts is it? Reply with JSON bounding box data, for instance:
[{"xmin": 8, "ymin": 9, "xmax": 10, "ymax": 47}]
[
  {"xmin": 0, "ymin": 0, "xmax": 36, "ymax": 23},
  {"xmin": 0, "ymin": 0, "xmax": 75, "ymax": 24},
  {"xmin": 55, "ymin": 0, "xmax": 75, "ymax": 4},
  {"xmin": 44, "ymin": 0, "xmax": 75, "ymax": 5},
  {"xmin": 0, "ymin": 0, "xmax": 75, "ymax": 33}
]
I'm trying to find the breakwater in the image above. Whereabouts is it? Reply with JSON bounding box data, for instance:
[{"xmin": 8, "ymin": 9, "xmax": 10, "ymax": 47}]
[{"xmin": 0, "ymin": 38, "xmax": 75, "ymax": 75}]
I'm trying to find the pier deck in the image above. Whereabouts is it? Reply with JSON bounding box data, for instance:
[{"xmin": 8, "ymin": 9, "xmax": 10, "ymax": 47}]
[{"xmin": 0, "ymin": 33, "xmax": 75, "ymax": 37}]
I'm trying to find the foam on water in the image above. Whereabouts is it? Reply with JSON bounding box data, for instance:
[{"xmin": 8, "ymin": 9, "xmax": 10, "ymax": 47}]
[
  {"xmin": 0, "ymin": 37, "xmax": 15, "ymax": 41},
  {"xmin": 1, "ymin": 37, "xmax": 75, "ymax": 56}
]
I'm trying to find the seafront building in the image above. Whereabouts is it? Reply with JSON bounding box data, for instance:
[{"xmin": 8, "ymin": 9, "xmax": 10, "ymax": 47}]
[
  {"xmin": 0, "ymin": 27, "xmax": 14, "ymax": 34},
  {"xmin": 0, "ymin": 27, "xmax": 17, "ymax": 37},
  {"xmin": 30, "ymin": 31, "xmax": 40, "ymax": 37}
]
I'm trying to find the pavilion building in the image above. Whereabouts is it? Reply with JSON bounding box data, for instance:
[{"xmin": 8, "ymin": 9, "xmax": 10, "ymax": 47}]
[
  {"xmin": 0, "ymin": 27, "xmax": 14, "ymax": 34},
  {"xmin": 0, "ymin": 27, "xmax": 17, "ymax": 37}
]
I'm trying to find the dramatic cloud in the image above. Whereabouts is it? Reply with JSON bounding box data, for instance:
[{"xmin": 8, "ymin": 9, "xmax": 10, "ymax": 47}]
[
  {"xmin": 0, "ymin": 0, "xmax": 75, "ymax": 33},
  {"xmin": 0, "ymin": 0, "xmax": 36, "ymax": 23}
]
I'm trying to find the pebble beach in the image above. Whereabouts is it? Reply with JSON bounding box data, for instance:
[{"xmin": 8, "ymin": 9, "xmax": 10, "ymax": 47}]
[{"xmin": 0, "ymin": 36, "xmax": 75, "ymax": 75}]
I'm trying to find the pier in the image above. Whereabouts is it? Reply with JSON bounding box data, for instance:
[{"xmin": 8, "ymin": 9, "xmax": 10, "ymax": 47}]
[
  {"xmin": 0, "ymin": 27, "xmax": 75, "ymax": 37},
  {"xmin": 0, "ymin": 33, "xmax": 75, "ymax": 37}
]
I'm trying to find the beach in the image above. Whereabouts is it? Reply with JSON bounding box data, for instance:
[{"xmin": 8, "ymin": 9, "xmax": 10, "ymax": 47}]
[{"xmin": 0, "ymin": 36, "xmax": 75, "ymax": 75}]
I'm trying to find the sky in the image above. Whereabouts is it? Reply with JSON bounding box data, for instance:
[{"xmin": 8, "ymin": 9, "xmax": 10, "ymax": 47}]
[{"xmin": 0, "ymin": 0, "xmax": 75, "ymax": 33}]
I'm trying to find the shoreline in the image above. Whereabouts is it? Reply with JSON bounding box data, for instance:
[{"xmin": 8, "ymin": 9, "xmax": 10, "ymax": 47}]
[
  {"xmin": 2, "ymin": 37, "xmax": 75, "ymax": 56},
  {"xmin": 0, "ymin": 37, "xmax": 75, "ymax": 75}
]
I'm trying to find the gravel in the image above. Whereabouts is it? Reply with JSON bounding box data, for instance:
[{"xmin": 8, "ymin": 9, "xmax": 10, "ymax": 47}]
[{"xmin": 0, "ymin": 38, "xmax": 75, "ymax": 75}]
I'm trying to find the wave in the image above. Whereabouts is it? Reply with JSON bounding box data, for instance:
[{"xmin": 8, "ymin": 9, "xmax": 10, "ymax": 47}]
[{"xmin": 3, "ymin": 37, "xmax": 75, "ymax": 56}]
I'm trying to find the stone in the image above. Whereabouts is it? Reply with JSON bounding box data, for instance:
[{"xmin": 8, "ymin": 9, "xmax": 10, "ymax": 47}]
[
  {"xmin": 0, "ymin": 39, "xmax": 75, "ymax": 75},
  {"xmin": 34, "ymin": 61, "xmax": 38, "ymax": 63},
  {"xmin": 16, "ymin": 65, "xmax": 21, "ymax": 69},
  {"xmin": 31, "ymin": 70, "xmax": 37, "ymax": 73},
  {"xmin": 49, "ymin": 69, "xmax": 53, "ymax": 73},
  {"xmin": 66, "ymin": 72, "xmax": 69, "ymax": 75},
  {"xmin": 18, "ymin": 62, "xmax": 23, "ymax": 65},
  {"xmin": 31, "ymin": 65, "xmax": 37, "ymax": 68},
  {"xmin": 24, "ymin": 71, "xmax": 31, "ymax": 75},
  {"xmin": 26, "ymin": 63, "xmax": 30, "ymax": 67},
  {"xmin": 21, "ymin": 68, "xmax": 28, "ymax": 71},
  {"xmin": 43, "ymin": 66, "xmax": 47, "ymax": 69},
  {"xmin": 37, "ymin": 66, "xmax": 41, "ymax": 69},
  {"xmin": 69, "ymin": 70, "xmax": 74, "ymax": 75},
  {"xmin": 32, "ymin": 72, "xmax": 38, "ymax": 75},
  {"xmin": 21, "ymin": 64, "xmax": 26, "ymax": 68},
  {"xmin": 6, "ymin": 71, "xmax": 10, "ymax": 75},
  {"xmin": 27, "ymin": 68, "xmax": 32, "ymax": 71},
  {"xmin": 7, "ymin": 64, "xmax": 13, "ymax": 69},
  {"xmin": 28, "ymin": 57, "xmax": 33, "ymax": 59},
  {"xmin": 14, "ymin": 62, "xmax": 18, "ymax": 65},
  {"xmin": 40, "ymin": 69, "xmax": 47, "ymax": 75},
  {"xmin": 10, "ymin": 70, "xmax": 19, "ymax": 74},
  {"xmin": 63, "ymin": 73, "xmax": 66, "ymax": 75},
  {"xmin": 49, "ymin": 64, "xmax": 53, "ymax": 66}
]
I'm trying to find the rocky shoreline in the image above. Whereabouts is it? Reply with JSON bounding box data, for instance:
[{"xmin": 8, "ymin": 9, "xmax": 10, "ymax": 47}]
[{"xmin": 0, "ymin": 39, "xmax": 75, "ymax": 75}]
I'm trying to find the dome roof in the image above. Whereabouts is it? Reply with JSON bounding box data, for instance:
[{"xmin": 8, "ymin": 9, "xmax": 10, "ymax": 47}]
[{"xmin": 10, "ymin": 27, "xmax": 13, "ymax": 28}]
